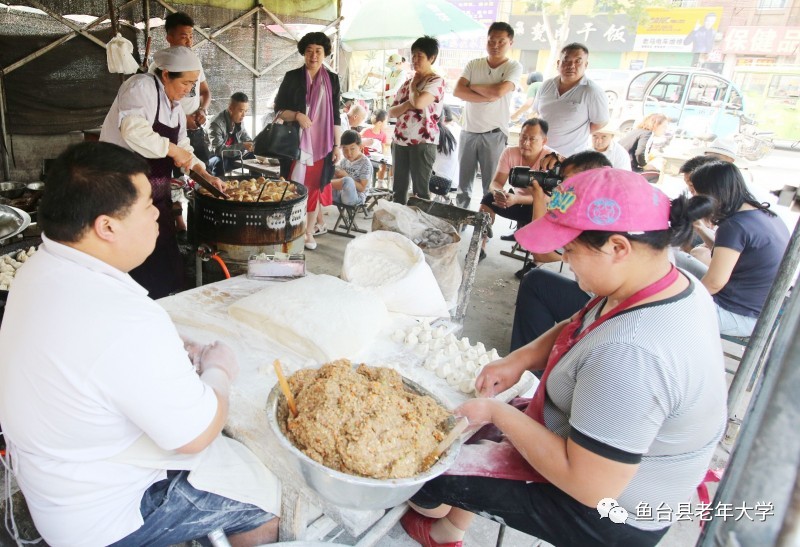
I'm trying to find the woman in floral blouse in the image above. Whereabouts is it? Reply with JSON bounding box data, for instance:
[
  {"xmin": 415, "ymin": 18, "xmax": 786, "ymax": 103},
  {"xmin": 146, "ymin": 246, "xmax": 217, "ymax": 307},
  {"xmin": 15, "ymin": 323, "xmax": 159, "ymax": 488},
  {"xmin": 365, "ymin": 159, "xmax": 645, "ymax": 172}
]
[{"xmin": 389, "ymin": 36, "xmax": 445, "ymax": 204}]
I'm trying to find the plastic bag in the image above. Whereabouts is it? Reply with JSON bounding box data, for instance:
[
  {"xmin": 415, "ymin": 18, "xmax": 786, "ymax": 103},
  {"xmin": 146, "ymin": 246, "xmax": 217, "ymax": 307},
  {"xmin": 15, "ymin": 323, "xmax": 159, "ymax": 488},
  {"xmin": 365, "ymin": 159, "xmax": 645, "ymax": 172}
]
[
  {"xmin": 341, "ymin": 231, "xmax": 449, "ymax": 318},
  {"xmin": 107, "ymin": 33, "xmax": 140, "ymax": 74},
  {"xmin": 371, "ymin": 199, "xmax": 462, "ymax": 308}
]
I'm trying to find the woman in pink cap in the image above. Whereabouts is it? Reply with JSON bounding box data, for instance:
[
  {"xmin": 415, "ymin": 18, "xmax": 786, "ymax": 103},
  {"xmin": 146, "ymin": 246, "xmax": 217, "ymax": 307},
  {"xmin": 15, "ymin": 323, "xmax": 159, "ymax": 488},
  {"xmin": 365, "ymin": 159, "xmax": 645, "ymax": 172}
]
[{"xmin": 401, "ymin": 168, "xmax": 728, "ymax": 547}]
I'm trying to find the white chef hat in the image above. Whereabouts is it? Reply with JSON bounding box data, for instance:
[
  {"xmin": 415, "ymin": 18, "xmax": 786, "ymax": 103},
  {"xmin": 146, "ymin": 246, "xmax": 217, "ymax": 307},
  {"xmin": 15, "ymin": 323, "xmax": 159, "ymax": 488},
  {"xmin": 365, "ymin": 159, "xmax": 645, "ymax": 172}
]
[{"xmin": 153, "ymin": 46, "xmax": 201, "ymax": 73}]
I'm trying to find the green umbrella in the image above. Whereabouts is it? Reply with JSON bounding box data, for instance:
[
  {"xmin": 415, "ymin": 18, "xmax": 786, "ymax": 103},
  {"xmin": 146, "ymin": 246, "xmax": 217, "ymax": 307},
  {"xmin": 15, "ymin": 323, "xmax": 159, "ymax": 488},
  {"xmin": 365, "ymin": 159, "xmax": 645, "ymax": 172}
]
[{"xmin": 342, "ymin": 0, "xmax": 486, "ymax": 51}]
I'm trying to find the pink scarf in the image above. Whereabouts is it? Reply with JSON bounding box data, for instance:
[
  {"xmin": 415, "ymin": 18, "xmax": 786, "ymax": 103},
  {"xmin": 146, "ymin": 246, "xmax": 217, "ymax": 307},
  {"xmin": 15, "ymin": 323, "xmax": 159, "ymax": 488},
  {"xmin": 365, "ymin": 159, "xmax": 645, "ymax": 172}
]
[{"xmin": 292, "ymin": 67, "xmax": 334, "ymax": 183}]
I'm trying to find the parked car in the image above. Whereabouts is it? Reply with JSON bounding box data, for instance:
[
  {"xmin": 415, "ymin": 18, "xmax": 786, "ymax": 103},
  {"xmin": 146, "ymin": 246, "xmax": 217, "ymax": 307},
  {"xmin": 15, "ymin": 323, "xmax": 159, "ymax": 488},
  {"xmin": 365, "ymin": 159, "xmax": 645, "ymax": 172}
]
[{"xmin": 615, "ymin": 67, "xmax": 747, "ymax": 140}]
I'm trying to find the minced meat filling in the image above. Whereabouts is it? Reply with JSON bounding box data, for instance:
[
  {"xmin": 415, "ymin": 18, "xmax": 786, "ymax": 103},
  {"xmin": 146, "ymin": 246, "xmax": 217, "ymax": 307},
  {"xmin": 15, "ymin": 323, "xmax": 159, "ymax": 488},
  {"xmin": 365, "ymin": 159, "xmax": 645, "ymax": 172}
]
[{"xmin": 285, "ymin": 360, "xmax": 451, "ymax": 479}]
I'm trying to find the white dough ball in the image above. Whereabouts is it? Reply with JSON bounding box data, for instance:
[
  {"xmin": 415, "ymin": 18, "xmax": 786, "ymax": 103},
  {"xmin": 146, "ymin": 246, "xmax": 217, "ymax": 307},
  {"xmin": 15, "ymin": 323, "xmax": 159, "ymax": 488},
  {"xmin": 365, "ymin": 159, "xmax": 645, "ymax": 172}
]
[
  {"xmin": 421, "ymin": 321, "xmax": 432, "ymax": 331},
  {"xmin": 419, "ymin": 331, "xmax": 432, "ymax": 343},
  {"xmin": 436, "ymin": 363, "xmax": 450, "ymax": 378},
  {"xmin": 489, "ymin": 348, "xmax": 501, "ymax": 361},
  {"xmin": 424, "ymin": 356, "xmax": 438, "ymax": 370},
  {"xmin": 465, "ymin": 348, "xmax": 478, "ymax": 360},
  {"xmin": 458, "ymin": 337, "xmax": 471, "ymax": 350},
  {"xmin": 460, "ymin": 378, "xmax": 476, "ymax": 394},
  {"xmin": 445, "ymin": 333, "xmax": 458, "ymax": 345},
  {"xmin": 446, "ymin": 372, "xmax": 461, "ymax": 386},
  {"xmin": 409, "ymin": 326, "xmax": 422, "ymax": 337},
  {"xmin": 465, "ymin": 360, "xmax": 478, "ymax": 372},
  {"xmin": 478, "ymin": 354, "xmax": 490, "ymax": 366},
  {"xmin": 447, "ymin": 342, "xmax": 459, "ymax": 356},
  {"xmin": 415, "ymin": 343, "xmax": 430, "ymax": 356},
  {"xmin": 475, "ymin": 342, "xmax": 486, "ymax": 354},
  {"xmin": 405, "ymin": 333, "xmax": 419, "ymax": 347},
  {"xmin": 392, "ymin": 329, "xmax": 406, "ymax": 343}
]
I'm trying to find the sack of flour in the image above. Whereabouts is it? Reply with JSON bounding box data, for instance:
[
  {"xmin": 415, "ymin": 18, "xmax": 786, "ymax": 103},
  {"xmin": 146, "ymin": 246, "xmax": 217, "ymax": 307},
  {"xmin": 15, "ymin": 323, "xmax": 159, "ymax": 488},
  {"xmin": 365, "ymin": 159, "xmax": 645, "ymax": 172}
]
[
  {"xmin": 370, "ymin": 200, "xmax": 462, "ymax": 308},
  {"xmin": 341, "ymin": 231, "xmax": 449, "ymax": 318}
]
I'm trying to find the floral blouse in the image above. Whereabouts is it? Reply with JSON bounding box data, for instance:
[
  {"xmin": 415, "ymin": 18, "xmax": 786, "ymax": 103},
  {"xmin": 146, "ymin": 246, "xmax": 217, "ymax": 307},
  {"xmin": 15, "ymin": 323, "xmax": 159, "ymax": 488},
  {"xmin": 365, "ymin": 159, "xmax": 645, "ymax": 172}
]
[{"xmin": 392, "ymin": 74, "xmax": 445, "ymax": 146}]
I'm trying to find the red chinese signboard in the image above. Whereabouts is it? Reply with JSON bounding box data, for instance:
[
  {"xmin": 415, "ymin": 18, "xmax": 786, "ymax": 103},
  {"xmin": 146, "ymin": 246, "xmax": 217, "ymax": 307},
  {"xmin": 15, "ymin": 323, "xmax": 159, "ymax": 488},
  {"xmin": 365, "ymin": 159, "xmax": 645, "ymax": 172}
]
[{"xmin": 722, "ymin": 27, "xmax": 800, "ymax": 55}]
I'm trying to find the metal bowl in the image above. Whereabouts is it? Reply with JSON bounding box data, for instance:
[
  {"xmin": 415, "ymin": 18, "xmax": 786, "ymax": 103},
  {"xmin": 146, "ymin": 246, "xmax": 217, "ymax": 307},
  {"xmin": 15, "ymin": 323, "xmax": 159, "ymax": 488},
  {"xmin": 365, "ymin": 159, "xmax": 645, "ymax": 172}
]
[
  {"xmin": 0, "ymin": 183, "xmax": 25, "ymax": 199},
  {"xmin": 26, "ymin": 182, "xmax": 44, "ymax": 192},
  {"xmin": 266, "ymin": 375, "xmax": 461, "ymax": 510}
]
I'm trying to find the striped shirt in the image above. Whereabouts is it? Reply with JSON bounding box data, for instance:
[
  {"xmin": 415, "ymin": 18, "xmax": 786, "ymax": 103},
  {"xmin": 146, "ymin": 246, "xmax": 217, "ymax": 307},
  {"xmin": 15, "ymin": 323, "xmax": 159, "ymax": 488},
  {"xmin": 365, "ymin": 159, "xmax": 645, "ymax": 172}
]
[{"xmin": 543, "ymin": 277, "xmax": 727, "ymax": 531}]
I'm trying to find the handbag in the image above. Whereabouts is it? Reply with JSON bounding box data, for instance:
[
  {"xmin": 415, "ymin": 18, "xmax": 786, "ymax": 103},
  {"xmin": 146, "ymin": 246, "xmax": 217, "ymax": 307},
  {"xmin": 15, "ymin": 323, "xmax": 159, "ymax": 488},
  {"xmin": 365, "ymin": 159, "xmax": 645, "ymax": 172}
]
[
  {"xmin": 254, "ymin": 111, "xmax": 301, "ymax": 161},
  {"xmin": 428, "ymin": 172, "xmax": 452, "ymax": 196}
]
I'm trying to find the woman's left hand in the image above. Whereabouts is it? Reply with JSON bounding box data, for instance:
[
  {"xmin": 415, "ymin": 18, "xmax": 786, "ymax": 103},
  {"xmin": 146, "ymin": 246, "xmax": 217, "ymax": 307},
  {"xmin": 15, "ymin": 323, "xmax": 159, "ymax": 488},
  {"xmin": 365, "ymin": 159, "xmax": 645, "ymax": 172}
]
[{"xmin": 332, "ymin": 145, "xmax": 342, "ymax": 163}]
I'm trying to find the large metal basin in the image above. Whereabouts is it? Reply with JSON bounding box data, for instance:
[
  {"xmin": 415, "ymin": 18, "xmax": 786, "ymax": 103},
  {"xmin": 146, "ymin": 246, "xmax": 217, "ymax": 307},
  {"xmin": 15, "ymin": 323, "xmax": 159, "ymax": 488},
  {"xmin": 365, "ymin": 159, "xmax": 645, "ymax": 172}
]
[{"xmin": 265, "ymin": 376, "xmax": 460, "ymax": 510}]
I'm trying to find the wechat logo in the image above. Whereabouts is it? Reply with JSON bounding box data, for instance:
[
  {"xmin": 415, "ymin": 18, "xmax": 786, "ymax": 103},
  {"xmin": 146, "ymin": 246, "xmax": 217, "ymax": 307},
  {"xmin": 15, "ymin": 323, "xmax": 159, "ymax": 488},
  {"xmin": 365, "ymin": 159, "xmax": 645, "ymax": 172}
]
[{"xmin": 597, "ymin": 498, "xmax": 629, "ymax": 524}]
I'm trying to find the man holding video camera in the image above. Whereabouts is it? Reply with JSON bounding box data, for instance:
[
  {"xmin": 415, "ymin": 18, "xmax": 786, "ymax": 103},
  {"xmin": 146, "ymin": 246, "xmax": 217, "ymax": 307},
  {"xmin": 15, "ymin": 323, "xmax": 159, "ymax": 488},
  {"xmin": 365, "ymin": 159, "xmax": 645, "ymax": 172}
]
[{"xmin": 478, "ymin": 118, "xmax": 557, "ymax": 260}]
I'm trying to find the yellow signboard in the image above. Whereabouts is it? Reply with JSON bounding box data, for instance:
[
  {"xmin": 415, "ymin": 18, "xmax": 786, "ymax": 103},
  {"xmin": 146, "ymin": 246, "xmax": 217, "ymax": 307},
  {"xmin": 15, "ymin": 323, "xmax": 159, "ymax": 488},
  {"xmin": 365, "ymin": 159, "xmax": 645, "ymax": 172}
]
[
  {"xmin": 635, "ymin": 7, "xmax": 723, "ymax": 53},
  {"xmin": 637, "ymin": 8, "xmax": 722, "ymax": 35}
]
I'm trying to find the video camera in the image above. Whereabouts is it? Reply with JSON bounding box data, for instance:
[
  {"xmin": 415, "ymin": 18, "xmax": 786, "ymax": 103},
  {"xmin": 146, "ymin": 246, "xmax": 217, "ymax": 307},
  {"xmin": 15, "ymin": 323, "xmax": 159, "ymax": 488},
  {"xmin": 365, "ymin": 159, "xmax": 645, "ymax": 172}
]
[{"xmin": 508, "ymin": 164, "xmax": 563, "ymax": 195}]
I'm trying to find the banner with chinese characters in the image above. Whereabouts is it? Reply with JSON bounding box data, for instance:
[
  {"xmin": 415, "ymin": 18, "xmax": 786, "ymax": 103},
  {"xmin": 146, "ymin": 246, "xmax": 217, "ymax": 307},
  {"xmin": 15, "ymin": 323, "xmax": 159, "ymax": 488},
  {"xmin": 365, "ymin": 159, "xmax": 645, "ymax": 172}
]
[
  {"xmin": 509, "ymin": 14, "xmax": 635, "ymax": 52},
  {"xmin": 634, "ymin": 7, "xmax": 723, "ymax": 53},
  {"xmin": 722, "ymin": 27, "xmax": 800, "ymax": 55},
  {"xmin": 440, "ymin": 0, "xmax": 499, "ymax": 50}
]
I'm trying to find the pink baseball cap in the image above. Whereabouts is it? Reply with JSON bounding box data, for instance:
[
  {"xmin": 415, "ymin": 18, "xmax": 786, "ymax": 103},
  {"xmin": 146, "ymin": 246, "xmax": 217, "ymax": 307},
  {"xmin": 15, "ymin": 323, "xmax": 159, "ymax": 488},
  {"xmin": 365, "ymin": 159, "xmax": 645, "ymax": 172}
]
[{"xmin": 514, "ymin": 168, "xmax": 671, "ymax": 254}]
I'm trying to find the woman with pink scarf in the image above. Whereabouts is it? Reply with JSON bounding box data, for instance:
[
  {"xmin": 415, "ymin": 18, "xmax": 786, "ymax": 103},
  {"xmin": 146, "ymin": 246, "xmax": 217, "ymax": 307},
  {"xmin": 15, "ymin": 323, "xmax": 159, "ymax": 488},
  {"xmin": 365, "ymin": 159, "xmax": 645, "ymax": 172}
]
[{"xmin": 275, "ymin": 32, "xmax": 342, "ymax": 250}]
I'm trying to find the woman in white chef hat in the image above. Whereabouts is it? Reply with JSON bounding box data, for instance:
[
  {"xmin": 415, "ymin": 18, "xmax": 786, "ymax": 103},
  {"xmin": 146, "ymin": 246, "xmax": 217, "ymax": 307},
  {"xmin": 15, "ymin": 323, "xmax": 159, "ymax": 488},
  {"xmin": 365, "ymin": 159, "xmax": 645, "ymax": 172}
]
[{"xmin": 100, "ymin": 46, "xmax": 225, "ymax": 299}]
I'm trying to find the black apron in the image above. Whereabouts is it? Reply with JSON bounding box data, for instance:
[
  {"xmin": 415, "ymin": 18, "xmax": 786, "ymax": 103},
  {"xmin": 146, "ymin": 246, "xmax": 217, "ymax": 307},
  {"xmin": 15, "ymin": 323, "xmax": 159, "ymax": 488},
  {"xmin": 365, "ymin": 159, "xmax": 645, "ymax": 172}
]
[{"xmin": 129, "ymin": 76, "xmax": 184, "ymax": 299}]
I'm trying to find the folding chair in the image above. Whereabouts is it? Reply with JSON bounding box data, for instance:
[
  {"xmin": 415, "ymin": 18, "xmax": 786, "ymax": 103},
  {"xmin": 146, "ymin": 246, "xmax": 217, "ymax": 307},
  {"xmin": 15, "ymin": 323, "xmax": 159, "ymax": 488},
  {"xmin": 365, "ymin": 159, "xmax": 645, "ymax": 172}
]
[
  {"xmin": 330, "ymin": 202, "xmax": 368, "ymax": 238},
  {"xmin": 363, "ymin": 187, "xmax": 393, "ymax": 214}
]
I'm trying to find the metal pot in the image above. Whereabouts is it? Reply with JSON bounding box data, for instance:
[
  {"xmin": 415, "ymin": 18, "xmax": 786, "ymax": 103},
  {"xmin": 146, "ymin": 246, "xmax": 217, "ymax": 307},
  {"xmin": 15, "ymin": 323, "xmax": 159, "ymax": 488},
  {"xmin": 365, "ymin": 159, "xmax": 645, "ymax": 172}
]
[
  {"xmin": 189, "ymin": 178, "xmax": 308, "ymax": 261},
  {"xmin": 0, "ymin": 206, "xmax": 31, "ymax": 242},
  {"xmin": 265, "ymin": 376, "xmax": 461, "ymax": 510},
  {"xmin": 0, "ymin": 182, "xmax": 25, "ymax": 199},
  {"xmin": 0, "ymin": 235, "xmax": 41, "ymax": 327}
]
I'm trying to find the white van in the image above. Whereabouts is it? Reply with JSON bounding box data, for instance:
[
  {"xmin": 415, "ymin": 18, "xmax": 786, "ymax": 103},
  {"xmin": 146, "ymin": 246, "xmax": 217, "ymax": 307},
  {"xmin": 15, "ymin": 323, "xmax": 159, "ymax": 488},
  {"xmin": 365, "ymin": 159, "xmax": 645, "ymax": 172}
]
[{"xmin": 614, "ymin": 67, "xmax": 746, "ymax": 139}]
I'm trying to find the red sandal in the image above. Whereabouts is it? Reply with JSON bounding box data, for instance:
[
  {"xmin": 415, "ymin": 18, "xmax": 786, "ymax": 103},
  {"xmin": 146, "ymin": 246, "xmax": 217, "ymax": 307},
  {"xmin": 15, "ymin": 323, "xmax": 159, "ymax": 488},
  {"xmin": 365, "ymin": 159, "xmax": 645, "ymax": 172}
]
[{"xmin": 400, "ymin": 511, "xmax": 463, "ymax": 547}]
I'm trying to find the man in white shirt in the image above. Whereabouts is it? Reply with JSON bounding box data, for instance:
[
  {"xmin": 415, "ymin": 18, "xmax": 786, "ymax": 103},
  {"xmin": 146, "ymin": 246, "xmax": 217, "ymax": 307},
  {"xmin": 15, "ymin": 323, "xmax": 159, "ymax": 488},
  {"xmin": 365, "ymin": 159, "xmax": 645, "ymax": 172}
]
[
  {"xmin": 589, "ymin": 127, "xmax": 631, "ymax": 170},
  {"xmin": 534, "ymin": 43, "xmax": 609, "ymax": 157},
  {"xmin": 454, "ymin": 22, "xmax": 523, "ymax": 209},
  {"xmin": 0, "ymin": 142, "xmax": 278, "ymax": 547},
  {"xmin": 163, "ymin": 12, "xmax": 212, "ymax": 164}
]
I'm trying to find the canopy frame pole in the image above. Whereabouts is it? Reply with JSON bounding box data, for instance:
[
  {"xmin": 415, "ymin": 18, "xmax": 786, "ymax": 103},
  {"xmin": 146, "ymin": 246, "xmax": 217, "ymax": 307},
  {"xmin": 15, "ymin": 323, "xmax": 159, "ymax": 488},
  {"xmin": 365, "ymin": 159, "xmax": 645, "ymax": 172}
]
[
  {"xmin": 252, "ymin": 5, "xmax": 260, "ymax": 139},
  {"xmin": 25, "ymin": 0, "xmax": 113, "ymax": 49},
  {"xmin": 0, "ymin": 77, "xmax": 11, "ymax": 181},
  {"xmin": 728, "ymin": 217, "xmax": 800, "ymax": 419},
  {"xmin": 261, "ymin": 8, "xmax": 301, "ymax": 43},
  {"xmin": 156, "ymin": 0, "xmax": 261, "ymax": 76},
  {"xmin": 2, "ymin": 0, "xmax": 138, "ymax": 77},
  {"xmin": 143, "ymin": 0, "xmax": 150, "ymax": 70},
  {"xmin": 256, "ymin": 16, "xmax": 343, "ymax": 78},
  {"xmin": 0, "ymin": 0, "xmax": 136, "ymax": 178},
  {"xmin": 211, "ymin": 6, "xmax": 262, "ymax": 39},
  {"xmin": 698, "ymin": 268, "xmax": 800, "ymax": 546}
]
